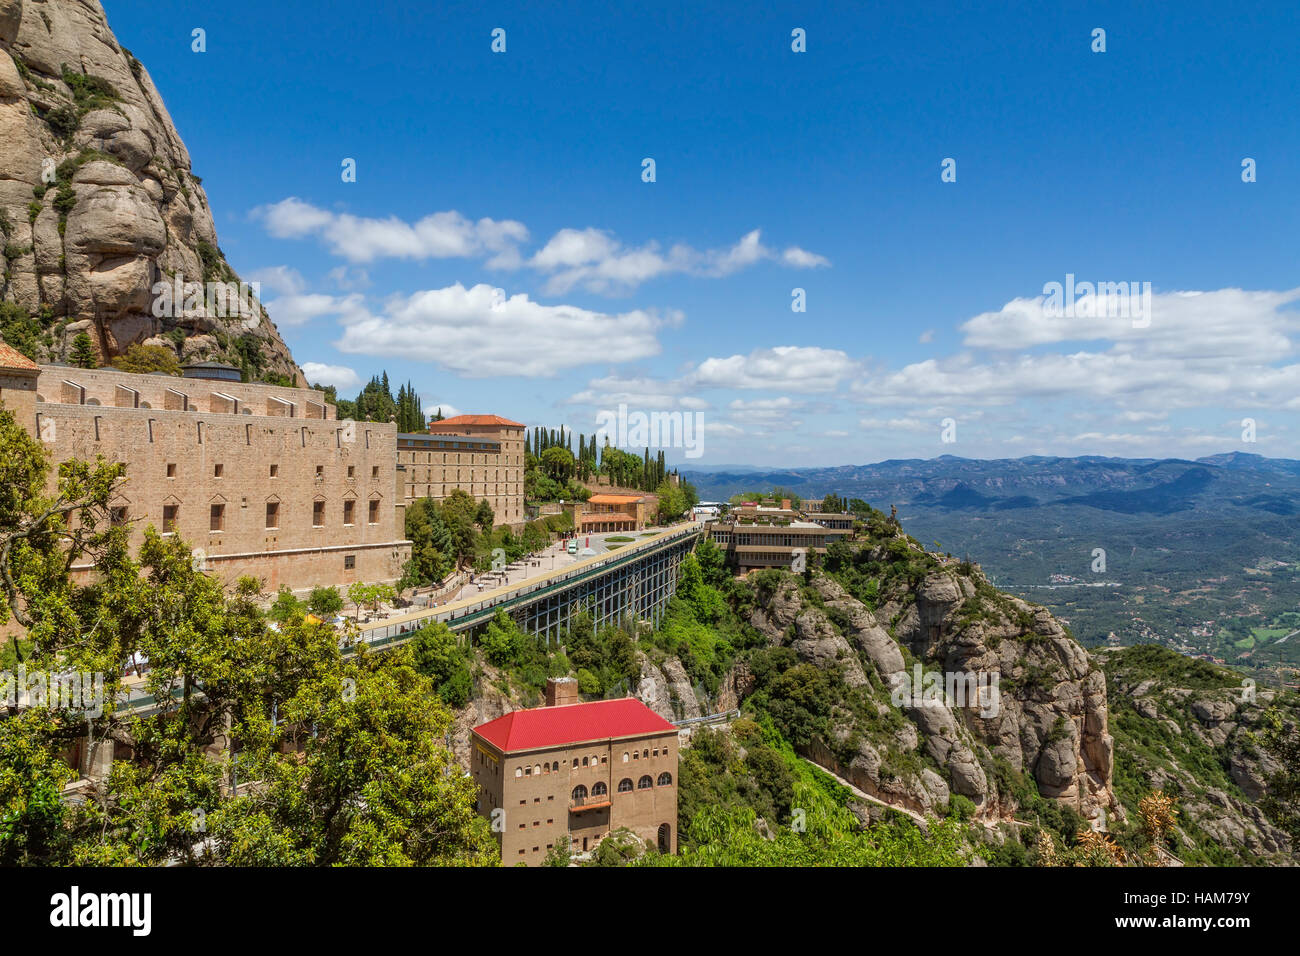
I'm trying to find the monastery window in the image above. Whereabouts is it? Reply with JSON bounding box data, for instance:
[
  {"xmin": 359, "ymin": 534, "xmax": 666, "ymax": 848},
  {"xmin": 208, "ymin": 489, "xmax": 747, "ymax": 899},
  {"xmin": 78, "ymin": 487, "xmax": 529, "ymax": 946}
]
[
  {"xmin": 265, "ymin": 502, "xmax": 280, "ymax": 530},
  {"xmin": 524, "ymin": 766, "xmax": 532, "ymax": 776},
  {"xmin": 658, "ymin": 772, "xmax": 672, "ymax": 786},
  {"xmin": 582, "ymin": 757, "xmax": 588, "ymax": 767},
  {"xmin": 344, "ymin": 555, "xmax": 355, "ymax": 570},
  {"xmin": 552, "ymin": 762, "xmax": 559, "ymax": 772},
  {"xmin": 618, "ymin": 779, "xmax": 633, "ymax": 793},
  {"xmin": 210, "ymin": 504, "xmax": 225, "ymax": 532},
  {"xmin": 110, "ymin": 507, "xmax": 127, "ymax": 527},
  {"xmin": 638, "ymin": 775, "xmax": 653, "ymax": 790},
  {"xmin": 572, "ymin": 759, "xmax": 578, "ymax": 769},
  {"xmin": 371, "ymin": 466, "xmax": 379, "ymax": 479},
  {"xmin": 343, "ymin": 500, "xmax": 355, "ymax": 525},
  {"xmin": 162, "ymin": 504, "xmax": 179, "ymax": 534},
  {"xmin": 270, "ymin": 464, "xmax": 279, "ymax": 477},
  {"xmin": 167, "ymin": 463, "xmax": 176, "ymax": 478},
  {"xmin": 347, "ymin": 465, "xmax": 355, "ymax": 479},
  {"xmin": 213, "ymin": 463, "xmax": 223, "ymax": 478},
  {"xmin": 515, "ymin": 768, "xmax": 522, "ymax": 778},
  {"xmin": 315, "ymin": 464, "xmax": 324, "ymax": 479},
  {"xmin": 572, "ymin": 785, "xmax": 587, "ymax": 801},
  {"xmin": 313, "ymin": 500, "xmax": 325, "ymax": 527},
  {"xmin": 592, "ymin": 781, "xmax": 607, "ymax": 797},
  {"xmin": 368, "ymin": 500, "xmax": 379, "ymax": 524}
]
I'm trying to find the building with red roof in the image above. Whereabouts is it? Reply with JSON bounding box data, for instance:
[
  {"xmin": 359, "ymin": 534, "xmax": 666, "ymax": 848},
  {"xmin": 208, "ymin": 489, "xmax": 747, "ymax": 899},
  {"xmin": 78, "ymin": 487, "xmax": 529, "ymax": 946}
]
[{"xmin": 470, "ymin": 677, "xmax": 678, "ymax": 863}]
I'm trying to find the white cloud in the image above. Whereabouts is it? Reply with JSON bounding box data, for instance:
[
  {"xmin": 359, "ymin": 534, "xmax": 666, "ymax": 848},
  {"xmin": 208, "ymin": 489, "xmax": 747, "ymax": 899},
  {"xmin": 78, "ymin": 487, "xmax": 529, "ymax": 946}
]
[
  {"xmin": 301, "ymin": 362, "xmax": 361, "ymax": 391},
  {"xmin": 422, "ymin": 400, "xmax": 465, "ymax": 421},
  {"xmin": 253, "ymin": 200, "xmax": 828, "ymax": 295},
  {"xmin": 247, "ymin": 265, "xmax": 306, "ymax": 296},
  {"xmin": 254, "ymin": 198, "xmax": 529, "ymax": 265},
  {"xmin": 961, "ymin": 287, "xmax": 1300, "ymax": 364},
  {"xmin": 328, "ymin": 266, "xmax": 371, "ymax": 290},
  {"xmin": 532, "ymin": 227, "xmax": 829, "ymax": 295},
  {"xmin": 564, "ymin": 374, "xmax": 693, "ymax": 411},
  {"xmin": 690, "ymin": 346, "xmax": 859, "ymax": 393},
  {"xmin": 333, "ymin": 283, "xmax": 679, "ymax": 377},
  {"xmin": 265, "ymin": 292, "xmax": 364, "ymax": 328}
]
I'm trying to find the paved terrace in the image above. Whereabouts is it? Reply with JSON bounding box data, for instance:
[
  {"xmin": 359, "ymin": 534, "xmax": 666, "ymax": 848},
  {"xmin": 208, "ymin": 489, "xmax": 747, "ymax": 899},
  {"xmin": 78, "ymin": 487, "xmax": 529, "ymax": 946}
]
[{"xmin": 121, "ymin": 522, "xmax": 703, "ymax": 714}]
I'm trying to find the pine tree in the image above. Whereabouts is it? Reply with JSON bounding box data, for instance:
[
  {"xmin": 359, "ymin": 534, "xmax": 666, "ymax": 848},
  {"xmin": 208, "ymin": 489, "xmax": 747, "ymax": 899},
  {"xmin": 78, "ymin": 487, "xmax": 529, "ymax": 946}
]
[{"xmin": 69, "ymin": 331, "xmax": 97, "ymax": 369}]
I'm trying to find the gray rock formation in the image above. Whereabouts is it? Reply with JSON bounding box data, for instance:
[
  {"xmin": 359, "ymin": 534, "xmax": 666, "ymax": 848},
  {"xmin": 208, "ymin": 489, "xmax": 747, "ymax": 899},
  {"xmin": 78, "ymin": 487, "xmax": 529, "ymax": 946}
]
[
  {"xmin": 0, "ymin": 0, "xmax": 300, "ymax": 379},
  {"xmin": 738, "ymin": 553, "xmax": 1120, "ymax": 824}
]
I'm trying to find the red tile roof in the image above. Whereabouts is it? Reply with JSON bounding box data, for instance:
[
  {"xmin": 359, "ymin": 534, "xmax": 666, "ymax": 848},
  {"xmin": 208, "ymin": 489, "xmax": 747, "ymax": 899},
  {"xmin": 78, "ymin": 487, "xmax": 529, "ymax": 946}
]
[
  {"xmin": 0, "ymin": 342, "xmax": 38, "ymax": 370},
  {"xmin": 587, "ymin": 493, "xmax": 647, "ymax": 504},
  {"xmin": 473, "ymin": 698, "xmax": 676, "ymax": 753},
  {"xmin": 427, "ymin": 414, "xmax": 524, "ymax": 429}
]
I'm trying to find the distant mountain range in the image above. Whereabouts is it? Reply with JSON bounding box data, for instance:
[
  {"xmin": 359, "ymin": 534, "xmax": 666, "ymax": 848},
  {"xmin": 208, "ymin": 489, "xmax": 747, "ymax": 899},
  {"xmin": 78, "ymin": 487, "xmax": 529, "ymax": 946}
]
[
  {"xmin": 683, "ymin": 452, "xmax": 1300, "ymax": 519},
  {"xmin": 683, "ymin": 453, "xmax": 1300, "ymax": 655}
]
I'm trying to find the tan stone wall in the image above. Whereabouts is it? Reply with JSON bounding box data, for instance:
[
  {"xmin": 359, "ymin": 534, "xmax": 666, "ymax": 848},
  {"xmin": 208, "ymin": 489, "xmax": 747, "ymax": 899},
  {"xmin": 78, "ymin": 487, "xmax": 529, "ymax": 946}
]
[
  {"xmin": 33, "ymin": 400, "xmax": 409, "ymax": 593},
  {"xmin": 0, "ymin": 368, "xmax": 38, "ymax": 427},
  {"xmin": 34, "ymin": 365, "xmax": 335, "ymax": 420},
  {"xmin": 406, "ymin": 423, "xmax": 526, "ymax": 527}
]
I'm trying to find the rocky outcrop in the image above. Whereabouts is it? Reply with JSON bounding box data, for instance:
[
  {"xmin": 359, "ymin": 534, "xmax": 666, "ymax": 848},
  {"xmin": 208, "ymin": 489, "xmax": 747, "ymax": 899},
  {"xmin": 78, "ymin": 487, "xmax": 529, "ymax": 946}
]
[
  {"xmin": 637, "ymin": 654, "xmax": 702, "ymax": 721},
  {"xmin": 738, "ymin": 550, "xmax": 1120, "ymax": 824},
  {"xmin": 0, "ymin": 0, "xmax": 300, "ymax": 379},
  {"xmin": 1101, "ymin": 646, "xmax": 1295, "ymax": 864}
]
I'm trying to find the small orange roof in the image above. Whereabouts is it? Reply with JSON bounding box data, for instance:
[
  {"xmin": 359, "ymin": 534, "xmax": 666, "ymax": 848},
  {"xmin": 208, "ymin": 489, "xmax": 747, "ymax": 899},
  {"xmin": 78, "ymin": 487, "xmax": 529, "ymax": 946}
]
[
  {"xmin": 587, "ymin": 494, "xmax": 646, "ymax": 504},
  {"xmin": 427, "ymin": 414, "xmax": 524, "ymax": 429},
  {"xmin": 0, "ymin": 342, "xmax": 38, "ymax": 371}
]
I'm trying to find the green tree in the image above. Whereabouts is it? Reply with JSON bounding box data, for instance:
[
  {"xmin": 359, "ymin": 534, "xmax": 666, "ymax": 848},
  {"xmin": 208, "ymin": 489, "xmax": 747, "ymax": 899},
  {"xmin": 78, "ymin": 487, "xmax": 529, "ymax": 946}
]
[
  {"xmin": 0, "ymin": 407, "xmax": 492, "ymax": 866},
  {"xmin": 68, "ymin": 331, "xmax": 97, "ymax": 368},
  {"xmin": 541, "ymin": 446, "xmax": 575, "ymax": 481},
  {"xmin": 268, "ymin": 586, "xmax": 305, "ymax": 624},
  {"xmin": 110, "ymin": 343, "xmax": 181, "ymax": 375},
  {"xmin": 1257, "ymin": 708, "xmax": 1300, "ymax": 843},
  {"xmin": 306, "ymin": 586, "xmax": 343, "ymax": 619},
  {"xmin": 404, "ymin": 496, "xmax": 453, "ymax": 586}
]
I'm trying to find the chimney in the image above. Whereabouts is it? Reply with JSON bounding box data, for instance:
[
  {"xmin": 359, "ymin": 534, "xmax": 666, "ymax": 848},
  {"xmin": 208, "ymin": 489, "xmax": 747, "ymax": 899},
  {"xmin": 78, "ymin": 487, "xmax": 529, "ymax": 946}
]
[{"xmin": 545, "ymin": 676, "xmax": 578, "ymax": 707}]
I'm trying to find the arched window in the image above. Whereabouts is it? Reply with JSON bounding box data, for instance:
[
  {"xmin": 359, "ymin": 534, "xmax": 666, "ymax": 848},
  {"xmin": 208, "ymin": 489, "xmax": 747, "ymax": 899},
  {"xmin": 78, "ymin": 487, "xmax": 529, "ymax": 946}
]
[
  {"xmin": 582, "ymin": 756, "xmax": 589, "ymax": 767},
  {"xmin": 542, "ymin": 763, "xmax": 550, "ymax": 775},
  {"xmin": 642, "ymin": 749, "xmax": 649, "ymax": 759},
  {"xmin": 622, "ymin": 752, "xmax": 629, "ymax": 763},
  {"xmin": 514, "ymin": 767, "xmax": 522, "ymax": 778},
  {"xmin": 638, "ymin": 775, "xmax": 653, "ymax": 790},
  {"xmin": 534, "ymin": 764, "xmax": 541, "ymax": 776},
  {"xmin": 657, "ymin": 772, "xmax": 672, "ymax": 786},
  {"xmin": 572, "ymin": 785, "xmax": 588, "ymax": 801},
  {"xmin": 552, "ymin": 761, "xmax": 560, "ymax": 772},
  {"xmin": 592, "ymin": 781, "xmax": 608, "ymax": 796},
  {"xmin": 618, "ymin": 778, "xmax": 634, "ymax": 793}
]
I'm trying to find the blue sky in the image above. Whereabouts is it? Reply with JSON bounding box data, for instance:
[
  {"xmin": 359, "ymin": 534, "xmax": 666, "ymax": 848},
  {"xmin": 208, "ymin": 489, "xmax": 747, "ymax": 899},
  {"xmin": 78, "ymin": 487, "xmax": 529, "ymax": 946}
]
[{"xmin": 106, "ymin": 0, "xmax": 1299, "ymax": 466}]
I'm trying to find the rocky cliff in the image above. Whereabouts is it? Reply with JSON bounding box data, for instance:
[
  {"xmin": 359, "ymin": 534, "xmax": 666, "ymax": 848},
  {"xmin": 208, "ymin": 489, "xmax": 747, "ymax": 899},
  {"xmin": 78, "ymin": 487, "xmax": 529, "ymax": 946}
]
[
  {"xmin": 0, "ymin": 0, "xmax": 300, "ymax": 380},
  {"xmin": 724, "ymin": 550, "xmax": 1121, "ymax": 826},
  {"xmin": 1100, "ymin": 644, "xmax": 1295, "ymax": 864}
]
